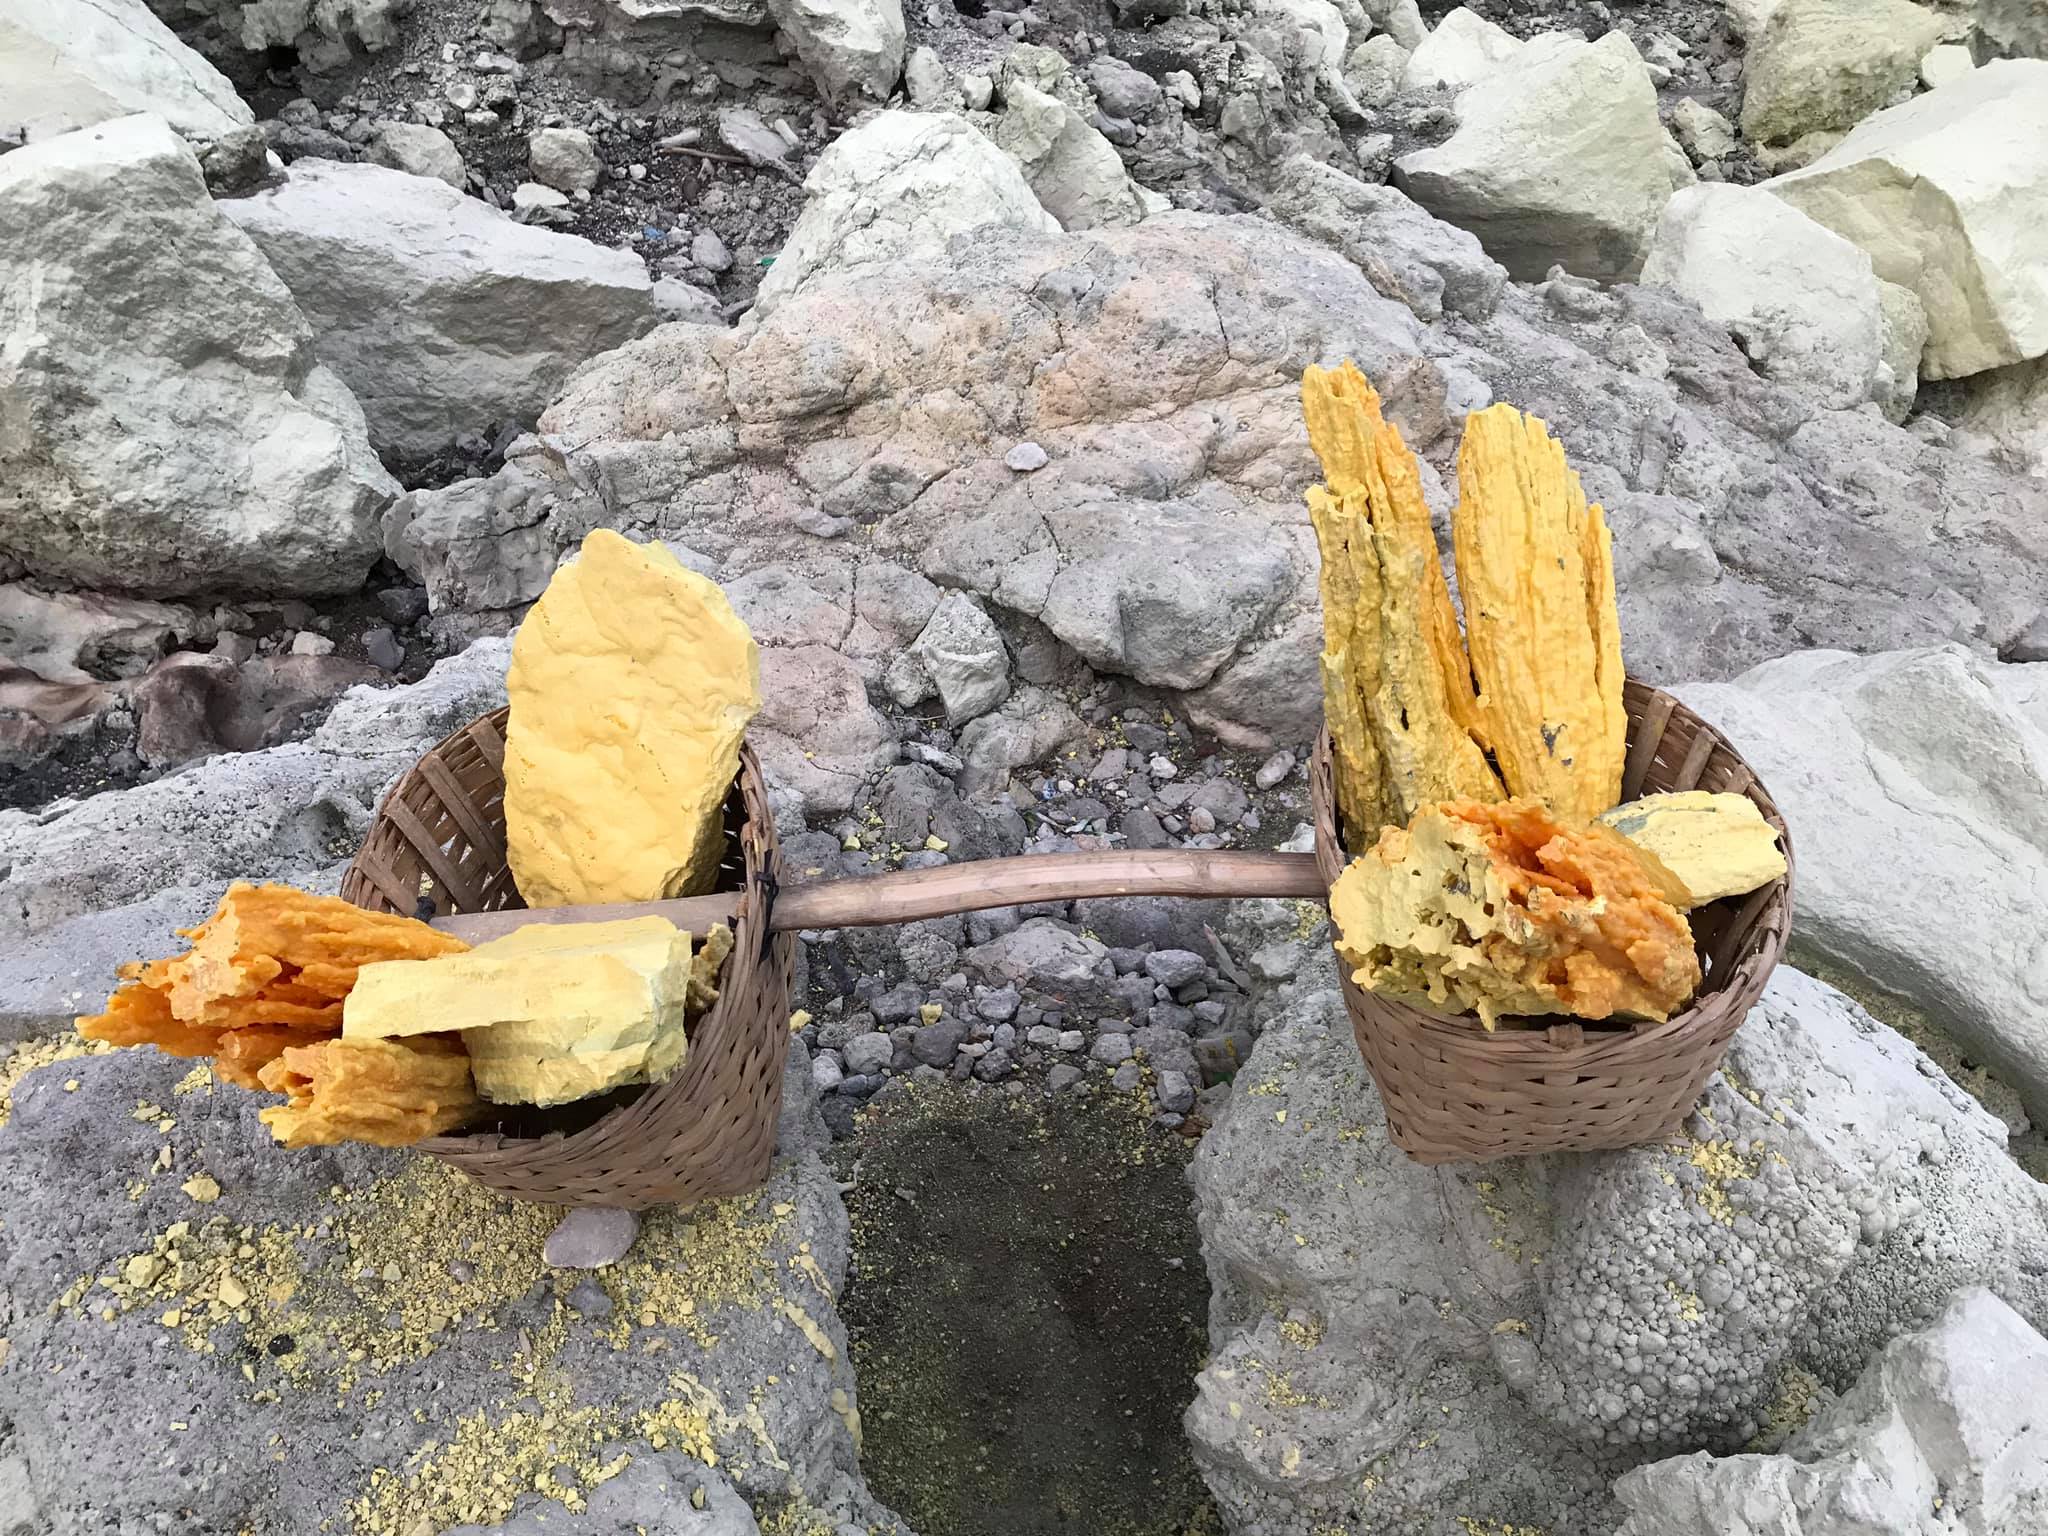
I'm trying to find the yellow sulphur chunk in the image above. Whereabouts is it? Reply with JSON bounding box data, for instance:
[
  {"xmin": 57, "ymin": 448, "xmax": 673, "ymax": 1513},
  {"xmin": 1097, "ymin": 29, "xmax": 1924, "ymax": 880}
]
[
  {"xmin": 1599, "ymin": 791, "xmax": 1787, "ymax": 908},
  {"xmin": 343, "ymin": 917, "xmax": 694, "ymax": 1107},
  {"xmin": 505, "ymin": 529, "xmax": 762, "ymax": 907}
]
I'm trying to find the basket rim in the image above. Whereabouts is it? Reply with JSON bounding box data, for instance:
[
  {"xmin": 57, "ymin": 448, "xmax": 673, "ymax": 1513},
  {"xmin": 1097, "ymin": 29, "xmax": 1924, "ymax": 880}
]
[{"xmin": 1309, "ymin": 676, "xmax": 1796, "ymax": 1057}]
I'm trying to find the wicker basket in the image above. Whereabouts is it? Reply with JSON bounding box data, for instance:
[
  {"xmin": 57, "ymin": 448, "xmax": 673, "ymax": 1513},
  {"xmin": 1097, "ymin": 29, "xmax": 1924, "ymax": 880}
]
[
  {"xmin": 339, "ymin": 707, "xmax": 795, "ymax": 1209},
  {"xmin": 1310, "ymin": 679, "xmax": 1794, "ymax": 1164}
]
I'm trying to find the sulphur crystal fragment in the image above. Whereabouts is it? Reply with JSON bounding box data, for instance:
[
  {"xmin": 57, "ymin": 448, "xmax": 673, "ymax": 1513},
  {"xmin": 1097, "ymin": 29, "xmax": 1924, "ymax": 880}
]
[
  {"xmin": 1329, "ymin": 799, "xmax": 1700, "ymax": 1028},
  {"xmin": 257, "ymin": 1036, "xmax": 482, "ymax": 1148},
  {"xmin": 1304, "ymin": 363, "xmax": 1503, "ymax": 840},
  {"xmin": 1599, "ymin": 791, "xmax": 1787, "ymax": 908},
  {"xmin": 1452, "ymin": 404, "xmax": 1628, "ymax": 821},
  {"xmin": 344, "ymin": 916, "xmax": 698, "ymax": 1108},
  {"xmin": 505, "ymin": 529, "xmax": 762, "ymax": 908}
]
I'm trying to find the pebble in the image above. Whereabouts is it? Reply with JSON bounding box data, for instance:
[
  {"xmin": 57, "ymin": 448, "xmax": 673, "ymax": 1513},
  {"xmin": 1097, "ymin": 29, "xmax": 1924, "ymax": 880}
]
[
  {"xmin": 1090, "ymin": 1032, "xmax": 1133, "ymax": 1065},
  {"xmin": 1048, "ymin": 1063, "xmax": 1084, "ymax": 1092},
  {"xmin": 1026, "ymin": 1024, "xmax": 1062, "ymax": 1049},
  {"xmin": 289, "ymin": 630, "xmax": 335, "ymax": 657},
  {"xmin": 1110, "ymin": 1062, "xmax": 1144, "ymax": 1091},
  {"xmin": 362, "ymin": 626, "xmax": 404, "ymax": 672},
  {"xmin": 512, "ymin": 181, "xmax": 569, "ymax": 211},
  {"xmin": 812, "ymin": 1052, "xmax": 844, "ymax": 1093},
  {"xmin": 544, "ymin": 1208, "xmax": 640, "ymax": 1270},
  {"xmin": 837, "ymin": 1073, "xmax": 885, "ymax": 1098},
  {"xmin": 1143, "ymin": 949, "xmax": 1207, "ymax": 989},
  {"xmin": 692, "ymin": 229, "xmax": 733, "ymax": 273},
  {"xmin": 1148, "ymin": 755, "xmax": 1178, "ymax": 781},
  {"xmin": 566, "ymin": 1278, "xmax": 613, "ymax": 1318},
  {"xmin": 1255, "ymin": 750, "xmax": 1295, "ymax": 789},
  {"xmin": 1156, "ymin": 1069, "xmax": 1196, "ymax": 1114},
  {"xmin": 1004, "ymin": 441, "xmax": 1049, "ymax": 472},
  {"xmin": 975, "ymin": 985, "xmax": 1020, "ymax": 1022},
  {"xmin": 1055, "ymin": 1030, "xmax": 1085, "ymax": 1052},
  {"xmin": 1187, "ymin": 806, "xmax": 1216, "ymax": 834},
  {"xmin": 842, "ymin": 1032, "xmax": 893, "ymax": 1076}
]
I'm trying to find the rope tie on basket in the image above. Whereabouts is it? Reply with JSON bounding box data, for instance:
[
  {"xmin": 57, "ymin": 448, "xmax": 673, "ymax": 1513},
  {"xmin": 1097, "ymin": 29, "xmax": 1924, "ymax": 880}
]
[{"xmin": 750, "ymin": 863, "xmax": 779, "ymax": 959}]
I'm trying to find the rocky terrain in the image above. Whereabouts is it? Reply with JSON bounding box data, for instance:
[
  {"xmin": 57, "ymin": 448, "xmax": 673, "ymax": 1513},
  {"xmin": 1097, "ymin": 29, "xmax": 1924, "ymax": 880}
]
[{"xmin": 4, "ymin": 0, "xmax": 2047, "ymax": 1531}]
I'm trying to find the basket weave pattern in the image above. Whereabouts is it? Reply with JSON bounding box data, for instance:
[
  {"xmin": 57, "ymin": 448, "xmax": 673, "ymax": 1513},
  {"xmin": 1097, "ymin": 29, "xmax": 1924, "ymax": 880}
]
[
  {"xmin": 1311, "ymin": 680, "xmax": 1794, "ymax": 1163},
  {"xmin": 340, "ymin": 707, "xmax": 795, "ymax": 1208}
]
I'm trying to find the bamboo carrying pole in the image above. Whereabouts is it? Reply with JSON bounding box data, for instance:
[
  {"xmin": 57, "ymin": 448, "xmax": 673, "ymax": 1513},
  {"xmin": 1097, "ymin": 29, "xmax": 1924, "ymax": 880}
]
[{"xmin": 429, "ymin": 848, "xmax": 1327, "ymax": 946}]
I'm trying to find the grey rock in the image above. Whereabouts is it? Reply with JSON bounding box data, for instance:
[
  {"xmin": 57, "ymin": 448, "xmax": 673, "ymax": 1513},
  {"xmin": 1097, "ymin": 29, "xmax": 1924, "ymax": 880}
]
[
  {"xmin": 1109, "ymin": 1061, "xmax": 1144, "ymax": 1091},
  {"xmin": 1668, "ymin": 96, "xmax": 1737, "ymax": 161},
  {"xmin": 1143, "ymin": 949, "xmax": 1207, "ymax": 989},
  {"xmin": 652, "ymin": 277, "xmax": 725, "ymax": 324},
  {"xmin": 1004, "ymin": 440, "xmax": 1049, "ymax": 472},
  {"xmin": 763, "ymin": 0, "xmax": 906, "ymax": 101},
  {"xmin": 1132, "ymin": 1024, "xmax": 1197, "ymax": 1083},
  {"xmin": 911, "ymin": 592, "xmax": 1011, "ymax": 725},
  {"xmin": 528, "ymin": 125, "xmax": 600, "ymax": 192},
  {"xmin": 691, "ymin": 228, "xmax": 734, "ymax": 273},
  {"xmin": 967, "ymin": 919, "xmax": 1116, "ymax": 1004},
  {"xmin": 1087, "ymin": 55, "xmax": 1163, "ymax": 118},
  {"xmin": 1055, "ymin": 1029, "xmax": 1085, "ymax": 1052},
  {"xmin": 2, "ymin": 0, "xmax": 254, "ymax": 143},
  {"xmin": 369, "ymin": 121, "xmax": 466, "ymax": 188},
  {"xmin": 1090, "ymin": 1032, "xmax": 1133, "ymax": 1065},
  {"xmin": 133, "ymin": 651, "xmax": 378, "ymax": 766},
  {"xmin": 1253, "ymin": 750, "xmax": 1295, "ymax": 789},
  {"xmin": 1155, "ymin": 1069, "xmax": 1196, "ymax": 1114},
  {"xmin": 1616, "ymin": 1288, "xmax": 2048, "ymax": 1536},
  {"xmin": 972, "ymin": 1047, "xmax": 1015, "ymax": 1082},
  {"xmin": 870, "ymin": 982, "xmax": 924, "ymax": 1024},
  {"xmin": 1394, "ymin": 32, "xmax": 1682, "ymax": 281},
  {"xmin": 957, "ymin": 687, "xmax": 1086, "ymax": 799},
  {"xmin": 910, "ymin": 1015, "xmax": 969, "ymax": 1067},
  {"xmin": 1679, "ymin": 646, "xmax": 2048, "ymax": 1120},
  {"xmin": 222, "ymin": 158, "xmax": 657, "ymax": 459},
  {"xmin": 990, "ymin": 76, "xmax": 1151, "ymax": 231},
  {"xmin": 1188, "ymin": 778, "xmax": 1249, "ymax": 829},
  {"xmin": 361, "ymin": 627, "xmax": 405, "ymax": 672},
  {"xmin": 2, "ymin": 116, "xmax": 392, "ymax": 597},
  {"xmin": 975, "ymin": 985, "xmax": 1021, "ymax": 1022},
  {"xmin": 381, "ymin": 454, "xmax": 590, "ymax": 617},
  {"xmin": 1187, "ymin": 970, "xmax": 2048, "ymax": 1533},
  {"xmin": 904, "ymin": 44, "xmax": 949, "ymax": 105},
  {"xmin": 1048, "ymin": 1062, "xmax": 1084, "ymax": 1091},
  {"xmin": 1190, "ymin": 1029, "xmax": 1254, "ymax": 1084},
  {"xmin": 1343, "ymin": 34, "xmax": 1409, "ymax": 108},
  {"xmin": 812, "ymin": 1051, "xmax": 845, "ymax": 1093},
  {"xmin": 543, "ymin": 1207, "xmax": 640, "ymax": 1269}
]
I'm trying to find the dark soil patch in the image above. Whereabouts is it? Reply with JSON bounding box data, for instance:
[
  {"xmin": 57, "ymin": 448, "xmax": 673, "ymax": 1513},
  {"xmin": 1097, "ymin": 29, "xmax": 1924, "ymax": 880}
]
[{"xmin": 836, "ymin": 1082, "xmax": 1217, "ymax": 1536}]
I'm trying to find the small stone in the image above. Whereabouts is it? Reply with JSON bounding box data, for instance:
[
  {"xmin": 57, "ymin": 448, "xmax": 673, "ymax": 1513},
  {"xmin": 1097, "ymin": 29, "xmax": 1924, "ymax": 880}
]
[
  {"xmin": 972, "ymin": 1047, "xmax": 1015, "ymax": 1082},
  {"xmin": 512, "ymin": 182, "xmax": 569, "ymax": 212},
  {"xmin": 1149, "ymin": 755, "xmax": 1178, "ymax": 781},
  {"xmin": 1091, "ymin": 1032, "xmax": 1133, "ymax": 1065},
  {"xmin": 180, "ymin": 1173, "xmax": 222, "ymax": 1203},
  {"xmin": 1110, "ymin": 1061, "xmax": 1144, "ymax": 1091},
  {"xmin": 1165, "ymin": 69, "xmax": 1201, "ymax": 107},
  {"xmin": 976, "ymin": 985, "xmax": 1021, "ymax": 1022},
  {"xmin": 543, "ymin": 1208, "xmax": 640, "ymax": 1270},
  {"xmin": 1005, "ymin": 441, "xmax": 1049, "ymax": 472},
  {"xmin": 289, "ymin": 631, "xmax": 335, "ymax": 657},
  {"xmin": 812, "ymin": 1052, "xmax": 844, "ymax": 1093},
  {"xmin": 691, "ymin": 229, "xmax": 734, "ymax": 273},
  {"xmin": 905, "ymin": 45, "xmax": 950, "ymax": 105},
  {"xmin": 1056, "ymin": 1029, "xmax": 1085, "ymax": 1052},
  {"xmin": 528, "ymin": 126, "xmax": 600, "ymax": 193},
  {"xmin": 362, "ymin": 626, "xmax": 404, "ymax": 672},
  {"xmin": 567, "ymin": 1278, "xmax": 613, "ymax": 1318},
  {"xmin": 837, "ymin": 1072, "xmax": 884, "ymax": 1098},
  {"xmin": 1254, "ymin": 750, "xmax": 1295, "ymax": 789},
  {"xmin": 1187, "ymin": 806, "xmax": 1216, "ymax": 834},
  {"xmin": 1048, "ymin": 1063, "xmax": 1084, "ymax": 1092},
  {"xmin": 911, "ymin": 1017, "xmax": 969, "ymax": 1067},
  {"xmin": 1156, "ymin": 1069, "xmax": 1195, "ymax": 1113},
  {"xmin": 1144, "ymin": 949, "xmax": 1207, "ymax": 989},
  {"xmin": 842, "ymin": 1032, "xmax": 894, "ymax": 1076}
]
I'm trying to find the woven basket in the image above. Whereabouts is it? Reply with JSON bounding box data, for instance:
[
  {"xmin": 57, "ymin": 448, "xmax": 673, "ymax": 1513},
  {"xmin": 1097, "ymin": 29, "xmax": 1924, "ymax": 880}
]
[
  {"xmin": 1310, "ymin": 679, "xmax": 1793, "ymax": 1164},
  {"xmin": 339, "ymin": 707, "xmax": 795, "ymax": 1208}
]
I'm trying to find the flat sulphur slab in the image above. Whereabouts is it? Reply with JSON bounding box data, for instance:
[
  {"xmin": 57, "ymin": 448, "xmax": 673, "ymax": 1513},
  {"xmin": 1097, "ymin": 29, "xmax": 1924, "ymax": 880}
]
[{"xmin": 1600, "ymin": 790, "xmax": 1787, "ymax": 908}]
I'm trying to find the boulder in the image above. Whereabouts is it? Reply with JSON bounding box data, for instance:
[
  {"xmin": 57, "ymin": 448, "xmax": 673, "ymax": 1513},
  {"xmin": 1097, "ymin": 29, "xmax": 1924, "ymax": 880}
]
[
  {"xmin": 0, "ymin": 0, "xmax": 254, "ymax": 143},
  {"xmin": 762, "ymin": 0, "xmax": 906, "ymax": 101},
  {"xmin": 1394, "ymin": 31, "xmax": 1683, "ymax": 281},
  {"xmin": 1187, "ymin": 968, "xmax": 2048, "ymax": 1533},
  {"xmin": 1641, "ymin": 183, "xmax": 1900, "ymax": 412},
  {"xmin": 0, "ymin": 585, "xmax": 205, "ymax": 685},
  {"xmin": 366, "ymin": 121, "xmax": 465, "ymax": 188},
  {"xmin": 1263, "ymin": 154, "xmax": 1508, "ymax": 323},
  {"xmin": 131, "ymin": 651, "xmax": 380, "ymax": 766},
  {"xmin": 1615, "ymin": 1288, "xmax": 2048, "ymax": 1535},
  {"xmin": 0, "ymin": 1037, "xmax": 899, "ymax": 1534},
  {"xmin": 1668, "ymin": 96, "xmax": 1738, "ymax": 161},
  {"xmin": 753, "ymin": 111, "xmax": 1057, "ymax": 316},
  {"xmin": 0, "ymin": 116, "xmax": 393, "ymax": 597},
  {"xmin": 1344, "ymin": 33, "xmax": 1410, "ymax": 107},
  {"xmin": 382, "ymin": 446, "xmax": 597, "ymax": 617},
  {"xmin": 956, "ymin": 686, "xmax": 1088, "ymax": 798},
  {"xmin": 1765, "ymin": 60, "xmax": 2048, "ymax": 378},
  {"xmin": 1244, "ymin": 0, "xmax": 1370, "ymax": 122},
  {"xmin": 990, "ymin": 79, "xmax": 1152, "ymax": 231},
  {"xmin": 1678, "ymin": 646, "xmax": 2048, "ymax": 1120},
  {"xmin": 751, "ymin": 644, "xmax": 897, "ymax": 817},
  {"xmin": 1400, "ymin": 5, "xmax": 1525, "ymax": 91},
  {"xmin": 0, "ymin": 639, "xmax": 513, "ymax": 939},
  {"xmin": 220, "ymin": 158, "xmax": 657, "ymax": 458},
  {"xmin": 1935, "ymin": 354, "xmax": 2048, "ymax": 479},
  {"xmin": 1740, "ymin": 0, "xmax": 1947, "ymax": 146}
]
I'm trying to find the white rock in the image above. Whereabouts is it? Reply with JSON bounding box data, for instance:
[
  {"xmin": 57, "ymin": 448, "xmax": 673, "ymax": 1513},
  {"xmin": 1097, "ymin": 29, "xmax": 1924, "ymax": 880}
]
[
  {"xmin": 652, "ymin": 276, "xmax": 724, "ymax": 324},
  {"xmin": 0, "ymin": 116, "xmax": 391, "ymax": 597},
  {"xmin": 1642, "ymin": 183, "xmax": 1892, "ymax": 410},
  {"xmin": 1721, "ymin": 0, "xmax": 1783, "ymax": 38},
  {"xmin": 1400, "ymin": 5, "xmax": 1524, "ymax": 91},
  {"xmin": 904, "ymin": 43, "xmax": 949, "ymax": 104},
  {"xmin": 1765, "ymin": 59, "xmax": 2048, "ymax": 378},
  {"xmin": 1249, "ymin": 0, "xmax": 1369, "ymax": 120},
  {"xmin": 0, "ymin": 0, "xmax": 254, "ymax": 143},
  {"xmin": 754, "ymin": 112, "xmax": 1056, "ymax": 315},
  {"xmin": 1394, "ymin": 31, "xmax": 1682, "ymax": 281},
  {"xmin": 1004, "ymin": 441, "xmax": 1049, "ymax": 472},
  {"xmin": 763, "ymin": 0, "xmax": 906, "ymax": 101},
  {"xmin": 1939, "ymin": 355, "xmax": 2048, "ymax": 480},
  {"xmin": 1740, "ymin": 0, "xmax": 1947, "ymax": 146},
  {"xmin": 1919, "ymin": 41, "xmax": 1975, "ymax": 89},
  {"xmin": 911, "ymin": 592, "xmax": 1012, "ymax": 725},
  {"xmin": 220, "ymin": 158, "xmax": 656, "ymax": 458},
  {"xmin": 511, "ymin": 180, "xmax": 569, "ymax": 211},
  {"xmin": 990, "ymin": 78, "xmax": 1151, "ymax": 231},
  {"xmin": 366, "ymin": 121, "xmax": 466, "ymax": 188},
  {"xmin": 527, "ymin": 125, "xmax": 600, "ymax": 192},
  {"xmin": 961, "ymin": 72, "xmax": 994, "ymax": 109},
  {"xmin": 1668, "ymin": 95, "xmax": 1737, "ymax": 160},
  {"xmin": 1343, "ymin": 33, "xmax": 1410, "ymax": 107},
  {"xmin": 288, "ymin": 630, "xmax": 336, "ymax": 657},
  {"xmin": 1678, "ymin": 646, "xmax": 2048, "ymax": 1119},
  {"xmin": 1615, "ymin": 1289, "xmax": 2048, "ymax": 1536}
]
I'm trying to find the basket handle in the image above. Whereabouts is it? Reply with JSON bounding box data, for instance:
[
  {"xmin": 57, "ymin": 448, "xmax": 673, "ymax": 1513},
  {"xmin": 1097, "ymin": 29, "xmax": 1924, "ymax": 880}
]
[{"xmin": 429, "ymin": 848, "xmax": 1326, "ymax": 945}]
